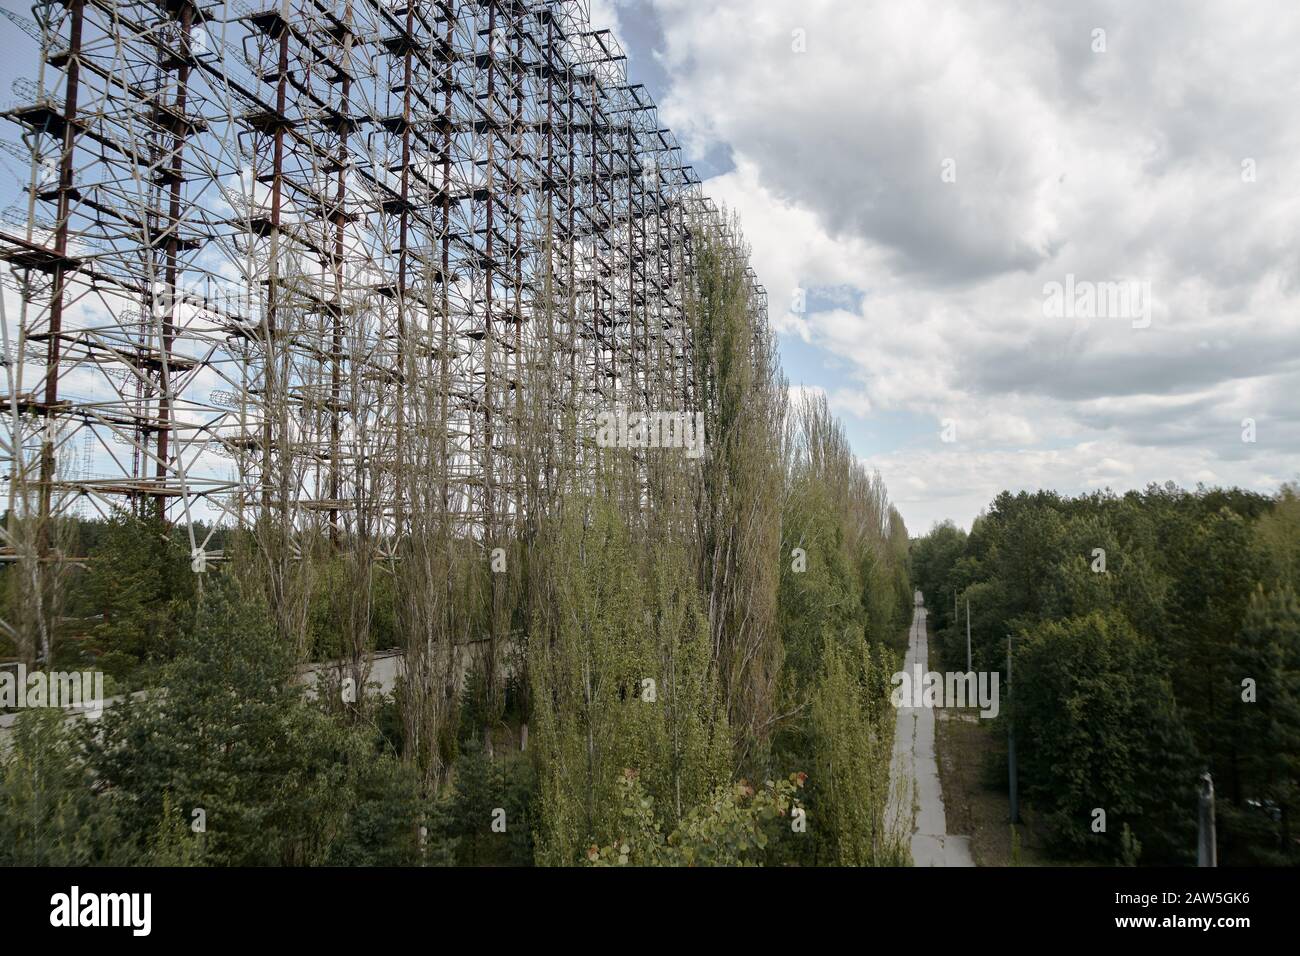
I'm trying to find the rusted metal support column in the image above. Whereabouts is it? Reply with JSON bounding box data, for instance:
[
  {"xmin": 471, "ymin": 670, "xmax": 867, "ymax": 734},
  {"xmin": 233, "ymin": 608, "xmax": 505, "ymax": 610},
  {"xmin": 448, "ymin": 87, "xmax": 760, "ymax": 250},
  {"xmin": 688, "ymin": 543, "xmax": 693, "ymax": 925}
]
[
  {"xmin": 155, "ymin": 2, "xmax": 198, "ymax": 521},
  {"xmin": 37, "ymin": 0, "xmax": 85, "ymax": 548}
]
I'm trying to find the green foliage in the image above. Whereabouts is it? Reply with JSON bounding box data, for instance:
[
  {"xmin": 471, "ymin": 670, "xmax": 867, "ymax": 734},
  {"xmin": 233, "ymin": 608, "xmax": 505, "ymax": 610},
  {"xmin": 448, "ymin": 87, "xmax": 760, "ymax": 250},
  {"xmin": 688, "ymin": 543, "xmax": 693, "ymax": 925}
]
[
  {"xmin": 912, "ymin": 482, "xmax": 1297, "ymax": 865},
  {"xmin": 429, "ymin": 747, "xmax": 538, "ymax": 866},
  {"xmin": 586, "ymin": 771, "xmax": 806, "ymax": 866},
  {"xmin": 765, "ymin": 391, "xmax": 911, "ymax": 867},
  {"xmin": 1165, "ymin": 505, "xmax": 1264, "ymax": 776},
  {"xmin": 0, "ymin": 710, "xmax": 126, "ymax": 865},
  {"xmin": 807, "ymin": 637, "xmax": 905, "ymax": 865},
  {"xmin": 779, "ymin": 474, "xmax": 864, "ymax": 689},
  {"xmin": 394, "ymin": 535, "xmax": 487, "ymax": 792},
  {"xmin": 1221, "ymin": 586, "xmax": 1300, "ymax": 864},
  {"xmin": 82, "ymin": 574, "xmax": 423, "ymax": 866},
  {"xmin": 146, "ymin": 792, "xmax": 204, "ymax": 866},
  {"xmin": 0, "ymin": 211, "xmax": 925, "ymax": 869},
  {"xmin": 909, "ymin": 519, "xmax": 967, "ymax": 635},
  {"xmin": 1013, "ymin": 611, "xmax": 1197, "ymax": 862},
  {"xmin": 779, "ymin": 391, "xmax": 911, "ymax": 689},
  {"xmin": 1257, "ymin": 484, "xmax": 1300, "ymax": 593},
  {"xmin": 308, "ymin": 554, "xmax": 399, "ymax": 660},
  {"xmin": 530, "ymin": 497, "xmax": 730, "ymax": 864},
  {"xmin": 81, "ymin": 510, "xmax": 196, "ymax": 683},
  {"xmin": 688, "ymin": 219, "xmax": 785, "ymax": 766}
]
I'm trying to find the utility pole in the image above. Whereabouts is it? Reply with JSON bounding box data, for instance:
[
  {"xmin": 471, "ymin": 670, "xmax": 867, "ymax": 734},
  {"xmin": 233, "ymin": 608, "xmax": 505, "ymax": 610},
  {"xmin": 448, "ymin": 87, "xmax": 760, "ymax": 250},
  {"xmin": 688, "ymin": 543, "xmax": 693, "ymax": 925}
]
[
  {"xmin": 1198, "ymin": 772, "xmax": 1217, "ymax": 867},
  {"xmin": 1008, "ymin": 633, "xmax": 1019, "ymax": 824},
  {"xmin": 966, "ymin": 598, "xmax": 972, "ymax": 673}
]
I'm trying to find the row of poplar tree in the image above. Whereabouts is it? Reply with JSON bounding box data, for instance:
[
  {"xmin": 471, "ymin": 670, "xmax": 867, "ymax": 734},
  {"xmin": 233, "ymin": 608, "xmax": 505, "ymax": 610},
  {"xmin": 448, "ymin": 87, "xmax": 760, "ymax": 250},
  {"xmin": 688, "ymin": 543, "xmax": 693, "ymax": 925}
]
[{"xmin": 1, "ymin": 223, "xmax": 915, "ymax": 866}]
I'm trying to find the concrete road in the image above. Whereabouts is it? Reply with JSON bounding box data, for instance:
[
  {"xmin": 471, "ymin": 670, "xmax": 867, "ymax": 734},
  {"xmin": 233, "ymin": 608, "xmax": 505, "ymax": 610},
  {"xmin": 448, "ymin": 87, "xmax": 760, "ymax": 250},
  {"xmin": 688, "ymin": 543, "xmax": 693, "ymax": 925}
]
[{"xmin": 887, "ymin": 600, "xmax": 975, "ymax": 866}]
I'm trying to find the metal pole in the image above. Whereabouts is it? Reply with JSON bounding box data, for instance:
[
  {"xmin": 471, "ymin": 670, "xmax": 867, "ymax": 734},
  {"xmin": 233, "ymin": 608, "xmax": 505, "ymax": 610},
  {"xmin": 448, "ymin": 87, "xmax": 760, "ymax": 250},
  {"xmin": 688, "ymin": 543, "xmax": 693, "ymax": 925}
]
[
  {"xmin": 1198, "ymin": 772, "xmax": 1217, "ymax": 867},
  {"xmin": 966, "ymin": 598, "xmax": 972, "ymax": 673},
  {"xmin": 1008, "ymin": 633, "xmax": 1019, "ymax": 824}
]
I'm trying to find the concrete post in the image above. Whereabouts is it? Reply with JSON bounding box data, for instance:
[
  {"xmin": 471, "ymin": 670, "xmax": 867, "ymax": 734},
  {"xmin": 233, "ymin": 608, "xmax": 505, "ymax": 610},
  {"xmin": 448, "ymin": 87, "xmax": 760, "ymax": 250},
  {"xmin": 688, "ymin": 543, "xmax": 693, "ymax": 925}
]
[{"xmin": 1198, "ymin": 772, "xmax": 1217, "ymax": 867}]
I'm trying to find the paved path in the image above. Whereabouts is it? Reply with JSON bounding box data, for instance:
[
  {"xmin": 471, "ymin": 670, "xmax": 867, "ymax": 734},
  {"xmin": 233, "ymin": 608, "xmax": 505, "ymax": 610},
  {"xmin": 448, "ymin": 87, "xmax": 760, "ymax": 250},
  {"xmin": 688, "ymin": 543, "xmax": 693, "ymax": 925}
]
[{"xmin": 888, "ymin": 597, "xmax": 975, "ymax": 866}]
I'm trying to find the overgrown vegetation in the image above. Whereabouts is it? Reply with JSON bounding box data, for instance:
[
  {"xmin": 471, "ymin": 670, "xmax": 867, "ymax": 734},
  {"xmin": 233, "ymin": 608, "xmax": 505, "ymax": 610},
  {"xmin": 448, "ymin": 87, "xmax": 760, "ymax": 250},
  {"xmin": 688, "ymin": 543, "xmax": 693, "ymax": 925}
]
[
  {"xmin": 911, "ymin": 483, "xmax": 1300, "ymax": 865},
  {"xmin": 0, "ymin": 218, "xmax": 914, "ymax": 867}
]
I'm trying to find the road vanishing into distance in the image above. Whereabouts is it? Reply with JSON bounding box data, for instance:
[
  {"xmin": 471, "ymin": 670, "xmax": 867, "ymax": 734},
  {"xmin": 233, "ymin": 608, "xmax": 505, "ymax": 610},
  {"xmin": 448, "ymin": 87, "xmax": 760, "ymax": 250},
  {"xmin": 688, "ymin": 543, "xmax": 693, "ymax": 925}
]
[{"xmin": 889, "ymin": 599, "xmax": 975, "ymax": 866}]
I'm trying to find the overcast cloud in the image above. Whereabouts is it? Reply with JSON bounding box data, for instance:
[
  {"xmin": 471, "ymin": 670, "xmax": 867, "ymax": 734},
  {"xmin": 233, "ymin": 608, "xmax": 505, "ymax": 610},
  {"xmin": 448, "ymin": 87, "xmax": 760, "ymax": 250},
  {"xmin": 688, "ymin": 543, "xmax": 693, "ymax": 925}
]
[{"xmin": 605, "ymin": 0, "xmax": 1300, "ymax": 532}]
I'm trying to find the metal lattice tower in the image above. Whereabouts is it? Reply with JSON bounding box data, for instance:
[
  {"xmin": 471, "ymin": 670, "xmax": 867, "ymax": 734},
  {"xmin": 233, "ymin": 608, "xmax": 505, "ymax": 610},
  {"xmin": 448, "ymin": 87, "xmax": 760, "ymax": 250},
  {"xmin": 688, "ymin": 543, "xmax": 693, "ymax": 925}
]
[{"xmin": 0, "ymin": 0, "xmax": 768, "ymax": 591}]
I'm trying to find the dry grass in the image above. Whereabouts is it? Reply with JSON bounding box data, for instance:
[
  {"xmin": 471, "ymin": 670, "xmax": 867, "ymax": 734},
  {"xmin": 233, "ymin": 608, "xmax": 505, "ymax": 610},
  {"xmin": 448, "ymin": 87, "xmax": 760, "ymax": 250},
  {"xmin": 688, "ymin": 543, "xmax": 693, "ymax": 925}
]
[{"xmin": 934, "ymin": 706, "xmax": 1074, "ymax": 867}]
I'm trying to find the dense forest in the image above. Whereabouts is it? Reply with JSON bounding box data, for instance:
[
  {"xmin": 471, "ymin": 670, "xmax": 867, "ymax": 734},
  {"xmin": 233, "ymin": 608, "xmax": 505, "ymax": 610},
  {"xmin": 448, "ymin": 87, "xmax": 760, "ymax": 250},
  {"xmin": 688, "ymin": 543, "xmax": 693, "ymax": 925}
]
[
  {"xmin": 911, "ymin": 484, "xmax": 1300, "ymax": 866},
  {"xmin": 1, "ymin": 227, "xmax": 913, "ymax": 867}
]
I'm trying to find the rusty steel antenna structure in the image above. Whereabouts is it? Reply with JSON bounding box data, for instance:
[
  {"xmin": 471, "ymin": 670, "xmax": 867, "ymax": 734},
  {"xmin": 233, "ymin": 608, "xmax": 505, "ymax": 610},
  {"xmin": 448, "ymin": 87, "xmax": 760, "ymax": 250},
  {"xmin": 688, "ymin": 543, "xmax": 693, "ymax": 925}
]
[{"xmin": 0, "ymin": 0, "xmax": 768, "ymax": 659}]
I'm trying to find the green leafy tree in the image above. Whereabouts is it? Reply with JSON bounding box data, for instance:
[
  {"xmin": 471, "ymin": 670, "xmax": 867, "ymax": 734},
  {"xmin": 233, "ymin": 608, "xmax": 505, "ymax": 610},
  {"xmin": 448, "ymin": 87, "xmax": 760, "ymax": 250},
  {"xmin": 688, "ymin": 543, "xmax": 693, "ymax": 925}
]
[
  {"xmin": 83, "ymin": 575, "xmax": 422, "ymax": 866},
  {"xmin": 1222, "ymin": 586, "xmax": 1300, "ymax": 864},
  {"xmin": 1013, "ymin": 610, "xmax": 1198, "ymax": 862},
  {"xmin": 586, "ymin": 771, "xmax": 806, "ymax": 867},
  {"xmin": 82, "ymin": 510, "xmax": 196, "ymax": 683},
  {"xmin": 807, "ymin": 637, "xmax": 905, "ymax": 865},
  {"xmin": 431, "ymin": 748, "xmax": 538, "ymax": 866},
  {"xmin": 688, "ymin": 219, "xmax": 785, "ymax": 768},
  {"xmin": 1256, "ymin": 484, "xmax": 1300, "ymax": 592},
  {"xmin": 909, "ymin": 520, "xmax": 967, "ymax": 634},
  {"xmin": 530, "ymin": 498, "xmax": 730, "ymax": 864},
  {"xmin": 0, "ymin": 710, "xmax": 128, "ymax": 865}
]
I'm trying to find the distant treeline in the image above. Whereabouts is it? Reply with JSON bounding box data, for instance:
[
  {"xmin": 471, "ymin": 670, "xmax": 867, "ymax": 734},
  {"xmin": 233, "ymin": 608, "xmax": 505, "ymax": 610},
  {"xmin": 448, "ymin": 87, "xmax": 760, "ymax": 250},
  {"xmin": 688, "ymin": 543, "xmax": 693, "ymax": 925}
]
[{"xmin": 911, "ymin": 483, "xmax": 1300, "ymax": 865}]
